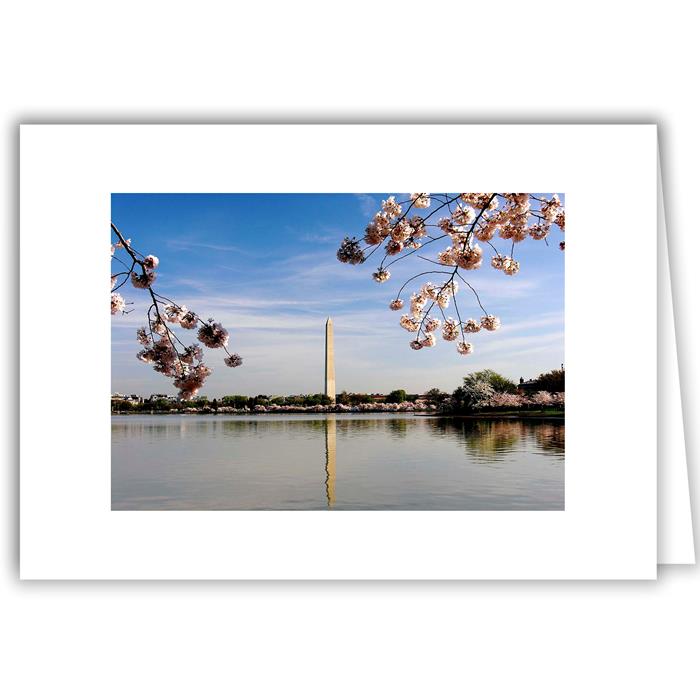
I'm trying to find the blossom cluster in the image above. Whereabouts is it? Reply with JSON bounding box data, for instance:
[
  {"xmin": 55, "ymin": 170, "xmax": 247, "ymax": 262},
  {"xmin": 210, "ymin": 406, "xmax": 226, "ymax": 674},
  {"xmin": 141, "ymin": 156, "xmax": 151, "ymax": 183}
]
[
  {"xmin": 390, "ymin": 279, "xmax": 501, "ymax": 354},
  {"xmin": 111, "ymin": 224, "xmax": 243, "ymax": 399},
  {"xmin": 125, "ymin": 400, "xmax": 439, "ymax": 415},
  {"xmin": 336, "ymin": 193, "xmax": 564, "ymax": 356},
  {"xmin": 223, "ymin": 401, "xmax": 434, "ymax": 414},
  {"xmin": 133, "ymin": 304, "xmax": 235, "ymax": 401},
  {"xmin": 111, "ymin": 292, "xmax": 125, "ymax": 315},
  {"xmin": 475, "ymin": 390, "xmax": 565, "ymax": 410}
]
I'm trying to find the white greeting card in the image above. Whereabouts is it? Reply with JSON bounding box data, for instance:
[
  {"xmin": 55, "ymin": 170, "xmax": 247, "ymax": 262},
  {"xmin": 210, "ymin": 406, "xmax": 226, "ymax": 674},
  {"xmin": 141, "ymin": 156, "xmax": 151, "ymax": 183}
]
[{"xmin": 20, "ymin": 124, "xmax": 662, "ymax": 579}]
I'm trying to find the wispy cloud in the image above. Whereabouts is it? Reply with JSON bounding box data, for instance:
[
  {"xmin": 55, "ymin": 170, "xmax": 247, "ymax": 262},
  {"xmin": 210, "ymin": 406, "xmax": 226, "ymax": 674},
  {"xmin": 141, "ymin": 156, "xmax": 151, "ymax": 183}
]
[
  {"xmin": 166, "ymin": 238, "xmax": 256, "ymax": 256},
  {"xmin": 299, "ymin": 233, "xmax": 336, "ymax": 244},
  {"xmin": 355, "ymin": 194, "xmax": 377, "ymax": 218},
  {"xmin": 496, "ymin": 311, "xmax": 565, "ymax": 335}
]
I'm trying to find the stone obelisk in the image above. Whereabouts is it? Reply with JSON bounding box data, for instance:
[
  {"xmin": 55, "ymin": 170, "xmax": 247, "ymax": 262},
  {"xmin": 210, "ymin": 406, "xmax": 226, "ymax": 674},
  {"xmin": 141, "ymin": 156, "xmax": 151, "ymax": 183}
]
[{"xmin": 325, "ymin": 317, "xmax": 336, "ymax": 402}]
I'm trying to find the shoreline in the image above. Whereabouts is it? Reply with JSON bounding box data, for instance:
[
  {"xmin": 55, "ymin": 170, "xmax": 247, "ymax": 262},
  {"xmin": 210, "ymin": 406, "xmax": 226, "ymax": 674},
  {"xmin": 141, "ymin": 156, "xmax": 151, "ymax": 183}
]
[
  {"xmin": 447, "ymin": 412, "xmax": 565, "ymax": 420},
  {"xmin": 112, "ymin": 408, "xmax": 565, "ymax": 418}
]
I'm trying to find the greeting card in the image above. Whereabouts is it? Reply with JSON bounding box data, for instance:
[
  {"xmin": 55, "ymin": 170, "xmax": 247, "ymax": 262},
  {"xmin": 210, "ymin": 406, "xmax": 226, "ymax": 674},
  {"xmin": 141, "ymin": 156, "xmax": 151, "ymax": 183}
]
[{"xmin": 20, "ymin": 124, "xmax": 684, "ymax": 579}]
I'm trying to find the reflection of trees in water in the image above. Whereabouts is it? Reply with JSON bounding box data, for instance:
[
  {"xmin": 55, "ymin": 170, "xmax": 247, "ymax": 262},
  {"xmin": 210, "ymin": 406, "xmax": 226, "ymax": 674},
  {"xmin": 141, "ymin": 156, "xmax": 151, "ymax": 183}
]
[
  {"xmin": 113, "ymin": 416, "xmax": 564, "ymax": 459},
  {"xmin": 113, "ymin": 416, "xmax": 563, "ymax": 458},
  {"xmin": 532, "ymin": 422, "xmax": 565, "ymax": 453},
  {"xmin": 113, "ymin": 415, "xmax": 417, "ymax": 442},
  {"xmin": 225, "ymin": 417, "xmax": 413, "ymax": 439},
  {"xmin": 334, "ymin": 418, "xmax": 409, "ymax": 438},
  {"xmin": 456, "ymin": 419, "xmax": 522, "ymax": 456},
  {"xmin": 386, "ymin": 419, "xmax": 409, "ymax": 437},
  {"xmin": 111, "ymin": 419, "xmax": 209, "ymax": 440},
  {"xmin": 430, "ymin": 417, "xmax": 564, "ymax": 457}
]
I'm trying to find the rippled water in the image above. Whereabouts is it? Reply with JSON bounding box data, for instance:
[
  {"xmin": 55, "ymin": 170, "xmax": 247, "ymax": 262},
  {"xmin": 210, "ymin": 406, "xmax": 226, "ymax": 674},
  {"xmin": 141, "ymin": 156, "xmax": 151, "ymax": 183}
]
[{"xmin": 111, "ymin": 413, "xmax": 564, "ymax": 510}]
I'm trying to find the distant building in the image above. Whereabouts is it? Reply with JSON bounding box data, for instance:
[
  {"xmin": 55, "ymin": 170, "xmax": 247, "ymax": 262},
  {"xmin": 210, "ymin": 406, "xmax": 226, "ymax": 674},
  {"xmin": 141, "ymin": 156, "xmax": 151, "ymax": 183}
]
[
  {"xmin": 517, "ymin": 379, "xmax": 539, "ymax": 395},
  {"xmin": 111, "ymin": 393, "xmax": 144, "ymax": 405},
  {"xmin": 148, "ymin": 394, "xmax": 179, "ymax": 403},
  {"xmin": 112, "ymin": 393, "xmax": 143, "ymax": 406}
]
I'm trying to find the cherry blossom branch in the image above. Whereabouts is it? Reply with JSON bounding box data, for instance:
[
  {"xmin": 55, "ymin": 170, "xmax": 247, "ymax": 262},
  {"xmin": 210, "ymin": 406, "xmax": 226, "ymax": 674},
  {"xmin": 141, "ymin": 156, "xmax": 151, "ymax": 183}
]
[
  {"xmin": 110, "ymin": 222, "xmax": 243, "ymax": 400},
  {"xmin": 336, "ymin": 193, "xmax": 564, "ymax": 356},
  {"xmin": 455, "ymin": 272, "xmax": 488, "ymax": 316}
]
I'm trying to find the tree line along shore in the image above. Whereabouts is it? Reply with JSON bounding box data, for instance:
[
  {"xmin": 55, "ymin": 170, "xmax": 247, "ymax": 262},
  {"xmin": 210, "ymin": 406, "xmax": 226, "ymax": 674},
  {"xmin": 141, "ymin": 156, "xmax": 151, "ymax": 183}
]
[{"xmin": 112, "ymin": 369, "xmax": 565, "ymax": 417}]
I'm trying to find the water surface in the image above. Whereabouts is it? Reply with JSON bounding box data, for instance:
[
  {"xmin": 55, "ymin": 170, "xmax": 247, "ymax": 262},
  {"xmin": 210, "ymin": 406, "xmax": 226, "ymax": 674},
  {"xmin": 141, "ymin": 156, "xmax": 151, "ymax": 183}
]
[{"xmin": 112, "ymin": 413, "xmax": 564, "ymax": 510}]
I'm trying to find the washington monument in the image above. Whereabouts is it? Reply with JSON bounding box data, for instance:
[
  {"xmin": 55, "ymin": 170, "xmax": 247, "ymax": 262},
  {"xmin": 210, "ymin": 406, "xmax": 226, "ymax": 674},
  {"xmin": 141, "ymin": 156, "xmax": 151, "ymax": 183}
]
[{"xmin": 325, "ymin": 317, "xmax": 336, "ymax": 401}]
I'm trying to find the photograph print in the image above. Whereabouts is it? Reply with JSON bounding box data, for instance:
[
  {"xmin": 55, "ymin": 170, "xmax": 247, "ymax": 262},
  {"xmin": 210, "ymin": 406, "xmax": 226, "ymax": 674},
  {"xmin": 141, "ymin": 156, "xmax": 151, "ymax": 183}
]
[{"xmin": 111, "ymin": 192, "xmax": 565, "ymax": 510}]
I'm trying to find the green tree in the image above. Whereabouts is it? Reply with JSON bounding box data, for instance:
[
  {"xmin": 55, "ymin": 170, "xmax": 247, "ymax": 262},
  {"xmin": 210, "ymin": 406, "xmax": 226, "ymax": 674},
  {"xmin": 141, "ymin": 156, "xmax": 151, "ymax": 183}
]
[
  {"xmin": 424, "ymin": 388, "xmax": 449, "ymax": 403},
  {"xmin": 221, "ymin": 395, "xmax": 249, "ymax": 409},
  {"xmin": 463, "ymin": 369, "xmax": 517, "ymax": 394},
  {"xmin": 448, "ymin": 380, "xmax": 494, "ymax": 414},
  {"xmin": 386, "ymin": 389, "xmax": 407, "ymax": 404},
  {"xmin": 249, "ymin": 395, "xmax": 270, "ymax": 408},
  {"xmin": 535, "ymin": 368, "xmax": 565, "ymax": 392}
]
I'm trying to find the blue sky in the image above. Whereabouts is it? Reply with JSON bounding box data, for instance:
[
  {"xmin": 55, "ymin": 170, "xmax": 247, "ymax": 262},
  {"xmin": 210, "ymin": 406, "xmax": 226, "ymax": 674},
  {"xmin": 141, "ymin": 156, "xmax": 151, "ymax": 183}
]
[{"xmin": 111, "ymin": 193, "xmax": 564, "ymax": 397}]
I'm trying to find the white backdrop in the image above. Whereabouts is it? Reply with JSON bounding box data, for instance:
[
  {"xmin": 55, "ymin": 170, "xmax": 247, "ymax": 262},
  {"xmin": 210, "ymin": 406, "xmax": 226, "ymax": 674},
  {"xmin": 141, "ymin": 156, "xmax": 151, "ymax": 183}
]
[{"xmin": 3, "ymin": 1, "xmax": 698, "ymax": 698}]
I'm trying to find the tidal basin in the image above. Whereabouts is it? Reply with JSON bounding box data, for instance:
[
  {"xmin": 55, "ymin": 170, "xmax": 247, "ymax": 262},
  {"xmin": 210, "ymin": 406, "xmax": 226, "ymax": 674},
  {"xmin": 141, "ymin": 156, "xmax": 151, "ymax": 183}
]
[{"xmin": 112, "ymin": 413, "xmax": 564, "ymax": 510}]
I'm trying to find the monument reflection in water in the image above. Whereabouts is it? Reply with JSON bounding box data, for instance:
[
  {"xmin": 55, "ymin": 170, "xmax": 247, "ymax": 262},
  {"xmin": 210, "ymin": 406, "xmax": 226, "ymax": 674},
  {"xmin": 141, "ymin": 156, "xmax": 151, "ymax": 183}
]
[
  {"xmin": 112, "ymin": 414, "xmax": 564, "ymax": 511},
  {"xmin": 324, "ymin": 415, "xmax": 336, "ymax": 507}
]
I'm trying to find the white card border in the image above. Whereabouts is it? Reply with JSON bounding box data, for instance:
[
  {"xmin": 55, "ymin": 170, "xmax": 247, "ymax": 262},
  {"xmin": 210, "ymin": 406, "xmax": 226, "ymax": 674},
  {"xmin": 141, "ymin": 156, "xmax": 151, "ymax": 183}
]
[{"xmin": 20, "ymin": 124, "xmax": 657, "ymax": 579}]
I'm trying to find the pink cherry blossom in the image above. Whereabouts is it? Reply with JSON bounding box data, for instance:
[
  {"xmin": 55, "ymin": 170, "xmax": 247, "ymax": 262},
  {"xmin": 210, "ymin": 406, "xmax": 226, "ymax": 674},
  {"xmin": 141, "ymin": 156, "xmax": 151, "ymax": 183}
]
[
  {"xmin": 136, "ymin": 327, "xmax": 150, "ymax": 346},
  {"xmin": 131, "ymin": 270, "xmax": 156, "ymax": 289},
  {"xmin": 424, "ymin": 316, "xmax": 441, "ymax": 333},
  {"xmin": 420, "ymin": 332, "xmax": 437, "ymax": 348},
  {"xmin": 385, "ymin": 240, "xmax": 403, "ymax": 256},
  {"xmin": 381, "ymin": 196, "xmax": 402, "ymax": 218},
  {"xmin": 502, "ymin": 257, "xmax": 520, "ymax": 276},
  {"xmin": 372, "ymin": 268, "xmax": 391, "ymax": 283},
  {"xmin": 410, "ymin": 193, "xmax": 431, "ymax": 209},
  {"xmin": 453, "ymin": 245, "xmax": 483, "ymax": 271},
  {"xmin": 111, "ymin": 292, "xmax": 125, "ymax": 315},
  {"xmin": 480, "ymin": 315, "xmax": 501, "ymax": 331},
  {"xmin": 400, "ymin": 315, "xmax": 421, "ymax": 332},
  {"xmin": 441, "ymin": 318, "xmax": 460, "ymax": 342},
  {"xmin": 176, "ymin": 311, "xmax": 196, "ymax": 330},
  {"xmin": 457, "ymin": 342, "xmax": 474, "ymax": 355},
  {"xmin": 224, "ymin": 353, "xmax": 243, "ymax": 368},
  {"xmin": 164, "ymin": 304, "xmax": 186, "ymax": 323},
  {"xmin": 197, "ymin": 319, "xmax": 229, "ymax": 349}
]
